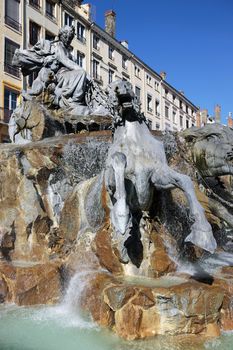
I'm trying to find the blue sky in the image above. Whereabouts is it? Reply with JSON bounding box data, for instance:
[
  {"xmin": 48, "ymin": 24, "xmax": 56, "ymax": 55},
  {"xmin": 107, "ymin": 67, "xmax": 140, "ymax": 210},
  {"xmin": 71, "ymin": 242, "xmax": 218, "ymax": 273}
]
[{"xmin": 84, "ymin": 0, "xmax": 233, "ymax": 124}]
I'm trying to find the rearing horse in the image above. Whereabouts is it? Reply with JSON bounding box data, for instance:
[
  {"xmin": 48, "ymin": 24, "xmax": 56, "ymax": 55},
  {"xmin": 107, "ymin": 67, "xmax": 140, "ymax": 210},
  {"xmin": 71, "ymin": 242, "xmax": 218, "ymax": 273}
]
[{"xmin": 105, "ymin": 80, "xmax": 216, "ymax": 264}]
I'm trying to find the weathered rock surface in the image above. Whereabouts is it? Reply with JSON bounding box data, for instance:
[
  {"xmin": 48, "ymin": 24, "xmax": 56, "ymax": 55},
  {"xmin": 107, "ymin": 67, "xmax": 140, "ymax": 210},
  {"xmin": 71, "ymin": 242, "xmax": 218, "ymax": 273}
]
[
  {"xmin": 0, "ymin": 132, "xmax": 111, "ymax": 263},
  {"xmin": 0, "ymin": 261, "xmax": 61, "ymax": 305},
  {"xmin": 0, "ymin": 130, "xmax": 233, "ymax": 340},
  {"xmin": 81, "ymin": 272, "xmax": 224, "ymax": 340}
]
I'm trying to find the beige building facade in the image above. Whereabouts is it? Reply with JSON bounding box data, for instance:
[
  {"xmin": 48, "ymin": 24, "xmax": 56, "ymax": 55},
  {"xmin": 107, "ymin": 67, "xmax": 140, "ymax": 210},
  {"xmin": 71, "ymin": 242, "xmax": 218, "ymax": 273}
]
[{"xmin": 0, "ymin": 0, "xmax": 197, "ymax": 141}]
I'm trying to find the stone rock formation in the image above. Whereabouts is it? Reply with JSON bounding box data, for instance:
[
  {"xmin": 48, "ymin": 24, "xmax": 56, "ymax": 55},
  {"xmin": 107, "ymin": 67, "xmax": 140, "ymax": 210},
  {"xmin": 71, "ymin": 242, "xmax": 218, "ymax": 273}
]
[
  {"xmin": 0, "ymin": 125, "xmax": 233, "ymax": 339},
  {"xmin": 81, "ymin": 272, "xmax": 224, "ymax": 340}
]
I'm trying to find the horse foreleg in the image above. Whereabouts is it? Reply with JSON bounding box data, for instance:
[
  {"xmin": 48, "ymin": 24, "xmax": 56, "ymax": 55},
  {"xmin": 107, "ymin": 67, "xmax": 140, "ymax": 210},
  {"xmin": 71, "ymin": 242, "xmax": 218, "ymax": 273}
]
[
  {"xmin": 110, "ymin": 152, "xmax": 131, "ymax": 235},
  {"xmin": 151, "ymin": 167, "xmax": 217, "ymax": 253},
  {"xmin": 106, "ymin": 152, "xmax": 132, "ymax": 263}
]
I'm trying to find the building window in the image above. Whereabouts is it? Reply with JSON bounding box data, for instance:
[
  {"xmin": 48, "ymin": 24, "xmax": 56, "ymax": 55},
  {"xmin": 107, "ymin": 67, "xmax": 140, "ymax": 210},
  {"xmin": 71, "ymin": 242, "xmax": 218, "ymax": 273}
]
[
  {"xmin": 146, "ymin": 74, "xmax": 152, "ymax": 86},
  {"xmin": 109, "ymin": 69, "xmax": 114, "ymax": 84},
  {"xmin": 134, "ymin": 65, "xmax": 140, "ymax": 78},
  {"xmin": 64, "ymin": 12, "xmax": 73, "ymax": 26},
  {"xmin": 135, "ymin": 86, "xmax": 141, "ymax": 103},
  {"xmin": 180, "ymin": 115, "xmax": 183, "ymax": 127},
  {"xmin": 155, "ymin": 81, "xmax": 159, "ymax": 90},
  {"xmin": 29, "ymin": 0, "xmax": 40, "ymax": 10},
  {"xmin": 93, "ymin": 59, "xmax": 100, "ymax": 80},
  {"xmin": 172, "ymin": 110, "xmax": 176, "ymax": 123},
  {"xmin": 4, "ymin": 86, "xmax": 19, "ymax": 123},
  {"xmin": 165, "ymin": 89, "xmax": 168, "ymax": 98},
  {"xmin": 147, "ymin": 119, "xmax": 152, "ymax": 130},
  {"xmin": 28, "ymin": 71, "xmax": 38, "ymax": 87},
  {"xmin": 108, "ymin": 46, "xmax": 114, "ymax": 60},
  {"xmin": 186, "ymin": 119, "xmax": 189, "ymax": 128},
  {"xmin": 165, "ymin": 105, "xmax": 169, "ymax": 119},
  {"xmin": 77, "ymin": 22, "xmax": 86, "ymax": 44},
  {"xmin": 179, "ymin": 100, "xmax": 183, "ymax": 109},
  {"xmin": 4, "ymin": 38, "xmax": 20, "ymax": 77},
  {"xmin": 93, "ymin": 35, "xmax": 100, "ymax": 50},
  {"xmin": 122, "ymin": 56, "xmax": 127, "ymax": 70},
  {"xmin": 77, "ymin": 51, "xmax": 85, "ymax": 68},
  {"xmin": 156, "ymin": 122, "xmax": 160, "ymax": 130},
  {"xmin": 165, "ymin": 122, "xmax": 171, "ymax": 130},
  {"xmin": 5, "ymin": 0, "xmax": 21, "ymax": 32},
  {"xmin": 173, "ymin": 94, "xmax": 176, "ymax": 103},
  {"xmin": 155, "ymin": 100, "xmax": 160, "ymax": 116},
  {"xmin": 45, "ymin": 31, "xmax": 55, "ymax": 41},
  {"xmin": 147, "ymin": 94, "xmax": 152, "ymax": 113},
  {"xmin": 29, "ymin": 21, "xmax": 41, "ymax": 45},
  {"xmin": 186, "ymin": 105, "xmax": 189, "ymax": 114},
  {"xmin": 46, "ymin": 0, "xmax": 55, "ymax": 21}
]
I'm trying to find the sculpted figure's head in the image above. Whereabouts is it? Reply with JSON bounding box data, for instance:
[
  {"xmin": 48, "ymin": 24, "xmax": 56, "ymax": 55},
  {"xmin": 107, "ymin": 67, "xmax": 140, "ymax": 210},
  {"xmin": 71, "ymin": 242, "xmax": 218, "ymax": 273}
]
[
  {"xmin": 183, "ymin": 124, "xmax": 233, "ymax": 177},
  {"xmin": 58, "ymin": 26, "xmax": 75, "ymax": 47},
  {"xmin": 107, "ymin": 80, "xmax": 141, "ymax": 123}
]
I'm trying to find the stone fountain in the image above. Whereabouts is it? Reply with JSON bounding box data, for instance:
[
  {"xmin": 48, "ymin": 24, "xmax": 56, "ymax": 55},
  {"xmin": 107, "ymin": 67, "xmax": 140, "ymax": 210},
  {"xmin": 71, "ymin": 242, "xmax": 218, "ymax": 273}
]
[{"xmin": 1, "ymin": 25, "xmax": 233, "ymax": 341}]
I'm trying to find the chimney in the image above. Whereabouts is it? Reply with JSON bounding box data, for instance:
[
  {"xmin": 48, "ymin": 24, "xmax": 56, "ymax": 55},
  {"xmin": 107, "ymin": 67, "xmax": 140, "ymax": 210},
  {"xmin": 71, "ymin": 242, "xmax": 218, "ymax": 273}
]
[
  {"xmin": 214, "ymin": 104, "xmax": 221, "ymax": 123},
  {"xmin": 196, "ymin": 110, "xmax": 201, "ymax": 128},
  {"xmin": 200, "ymin": 109, "xmax": 208, "ymax": 126},
  {"xmin": 160, "ymin": 71, "xmax": 166, "ymax": 80},
  {"xmin": 105, "ymin": 10, "xmax": 116, "ymax": 37},
  {"xmin": 80, "ymin": 3, "xmax": 91, "ymax": 20},
  {"xmin": 228, "ymin": 112, "xmax": 233, "ymax": 128},
  {"xmin": 121, "ymin": 40, "xmax": 128, "ymax": 49}
]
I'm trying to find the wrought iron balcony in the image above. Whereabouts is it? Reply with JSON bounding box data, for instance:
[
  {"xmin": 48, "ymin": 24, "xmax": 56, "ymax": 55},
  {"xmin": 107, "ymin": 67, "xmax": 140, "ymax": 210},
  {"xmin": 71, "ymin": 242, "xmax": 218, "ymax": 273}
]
[
  {"xmin": 5, "ymin": 16, "xmax": 22, "ymax": 32},
  {"xmin": 77, "ymin": 34, "xmax": 86, "ymax": 44},
  {"xmin": 4, "ymin": 63, "xmax": 20, "ymax": 78}
]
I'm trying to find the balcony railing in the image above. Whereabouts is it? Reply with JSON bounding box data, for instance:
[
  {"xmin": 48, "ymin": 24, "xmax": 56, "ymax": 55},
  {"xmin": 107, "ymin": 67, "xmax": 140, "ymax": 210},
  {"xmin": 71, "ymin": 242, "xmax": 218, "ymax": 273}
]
[
  {"xmin": 4, "ymin": 63, "xmax": 20, "ymax": 78},
  {"xmin": 46, "ymin": 11, "xmax": 56, "ymax": 21},
  {"xmin": 77, "ymin": 34, "xmax": 86, "ymax": 44},
  {"xmin": 29, "ymin": 0, "xmax": 41, "ymax": 10},
  {"xmin": 0, "ymin": 108, "xmax": 13, "ymax": 124},
  {"xmin": 5, "ymin": 16, "xmax": 22, "ymax": 32}
]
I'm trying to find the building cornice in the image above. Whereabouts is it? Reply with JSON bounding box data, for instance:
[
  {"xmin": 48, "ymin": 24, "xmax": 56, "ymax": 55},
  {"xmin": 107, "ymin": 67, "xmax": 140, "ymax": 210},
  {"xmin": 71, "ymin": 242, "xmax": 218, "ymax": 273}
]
[
  {"xmin": 161, "ymin": 80, "xmax": 198, "ymax": 110},
  {"xmin": 91, "ymin": 23, "xmax": 198, "ymax": 111}
]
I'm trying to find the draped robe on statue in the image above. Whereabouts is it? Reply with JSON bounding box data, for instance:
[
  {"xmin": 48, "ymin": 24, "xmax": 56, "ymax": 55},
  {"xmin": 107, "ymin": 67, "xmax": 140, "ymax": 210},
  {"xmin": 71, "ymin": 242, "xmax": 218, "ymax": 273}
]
[{"xmin": 13, "ymin": 39, "xmax": 87, "ymax": 107}]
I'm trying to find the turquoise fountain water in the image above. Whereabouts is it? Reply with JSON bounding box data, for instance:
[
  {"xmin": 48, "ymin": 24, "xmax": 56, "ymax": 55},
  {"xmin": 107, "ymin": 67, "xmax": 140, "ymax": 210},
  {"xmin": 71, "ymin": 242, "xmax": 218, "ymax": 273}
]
[
  {"xmin": 0, "ymin": 268, "xmax": 233, "ymax": 350},
  {"xmin": 0, "ymin": 304, "xmax": 233, "ymax": 350}
]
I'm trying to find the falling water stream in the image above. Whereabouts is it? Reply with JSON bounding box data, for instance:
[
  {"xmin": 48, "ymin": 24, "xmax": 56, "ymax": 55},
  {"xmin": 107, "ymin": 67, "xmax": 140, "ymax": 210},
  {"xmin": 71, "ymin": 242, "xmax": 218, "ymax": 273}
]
[{"xmin": 1, "ymin": 268, "xmax": 233, "ymax": 350}]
